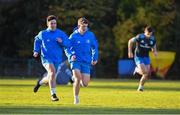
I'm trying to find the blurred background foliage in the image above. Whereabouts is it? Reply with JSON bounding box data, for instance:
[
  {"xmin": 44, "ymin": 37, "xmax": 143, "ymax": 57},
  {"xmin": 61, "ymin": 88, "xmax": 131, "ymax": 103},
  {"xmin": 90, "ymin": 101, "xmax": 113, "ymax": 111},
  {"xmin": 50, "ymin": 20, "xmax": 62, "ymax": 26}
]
[{"xmin": 0, "ymin": 0, "xmax": 179, "ymax": 78}]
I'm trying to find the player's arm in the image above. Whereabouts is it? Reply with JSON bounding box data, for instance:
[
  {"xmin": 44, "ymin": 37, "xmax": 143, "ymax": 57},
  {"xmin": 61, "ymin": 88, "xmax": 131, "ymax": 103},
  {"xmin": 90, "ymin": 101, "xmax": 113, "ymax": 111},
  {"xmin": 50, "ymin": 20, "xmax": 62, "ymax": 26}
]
[
  {"xmin": 128, "ymin": 37, "xmax": 136, "ymax": 58},
  {"xmin": 152, "ymin": 44, "xmax": 157, "ymax": 57},
  {"xmin": 57, "ymin": 32, "xmax": 71, "ymax": 47},
  {"xmin": 91, "ymin": 33, "xmax": 98, "ymax": 65},
  {"xmin": 33, "ymin": 34, "xmax": 42, "ymax": 58},
  {"xmin": 64, "ymin": 35, "xmax": 76, "ymax": 61}
]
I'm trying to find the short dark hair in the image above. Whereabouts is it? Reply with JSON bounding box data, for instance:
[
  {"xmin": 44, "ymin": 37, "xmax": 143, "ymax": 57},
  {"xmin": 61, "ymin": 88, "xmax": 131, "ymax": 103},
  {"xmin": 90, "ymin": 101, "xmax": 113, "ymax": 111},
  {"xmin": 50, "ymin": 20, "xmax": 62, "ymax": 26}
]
[
  {"xmin": 78, "ymin": 17, "xmax": 89, "ymax": 25},
  {"xmin": 46, "ymin": 15, "xmax": 57, "ymax": 22},
  {"xmin": 145, "ymin": 26, "xmax": 154, "ymax": 33}
]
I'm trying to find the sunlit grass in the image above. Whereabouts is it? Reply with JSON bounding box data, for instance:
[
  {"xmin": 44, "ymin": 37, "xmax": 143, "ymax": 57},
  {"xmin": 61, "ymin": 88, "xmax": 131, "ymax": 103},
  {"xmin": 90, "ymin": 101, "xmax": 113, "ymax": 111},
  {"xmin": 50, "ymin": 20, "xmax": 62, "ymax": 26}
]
[{"xmin": 0, "ymin": 78, "xmax": 180, "ymax": 114}]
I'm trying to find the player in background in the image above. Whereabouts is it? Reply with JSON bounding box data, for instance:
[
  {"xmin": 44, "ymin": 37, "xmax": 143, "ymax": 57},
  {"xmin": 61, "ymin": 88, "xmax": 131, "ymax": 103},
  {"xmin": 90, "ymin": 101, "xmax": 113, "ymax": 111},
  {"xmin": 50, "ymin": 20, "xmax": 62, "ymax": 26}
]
[{"xmin": 128, "ymin": 26, "xmax": 157, "ymax": 91}]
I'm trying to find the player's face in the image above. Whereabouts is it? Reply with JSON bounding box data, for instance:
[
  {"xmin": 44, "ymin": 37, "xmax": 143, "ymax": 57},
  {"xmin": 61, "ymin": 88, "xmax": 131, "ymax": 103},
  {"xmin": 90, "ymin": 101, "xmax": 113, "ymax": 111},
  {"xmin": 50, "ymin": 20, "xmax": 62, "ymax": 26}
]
[
  {"xmin": 144, "ymin": 30, "xmax": 152, "ymax": 38},
  {"xmin": 79, "ymin": 23, "xmax": 88, "ymax": 32},
  {"xmin": 47, "ymin": 19, "xmax": 57, "ymax": 31}
]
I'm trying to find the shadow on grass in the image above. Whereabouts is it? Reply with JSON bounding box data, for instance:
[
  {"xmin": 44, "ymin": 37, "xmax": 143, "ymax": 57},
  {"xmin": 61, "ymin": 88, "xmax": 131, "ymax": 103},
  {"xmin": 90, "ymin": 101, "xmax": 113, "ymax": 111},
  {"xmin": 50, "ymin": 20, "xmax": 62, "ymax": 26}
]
[
  {"xmin": 89, "ymin": 85, "xmax": 180, "ymax": 92},
  {"xmin": 0, "ymin": 106, "xmax": 180, "ymax": 114},
  {"xmin": 0, "ymin": 83, "xmax": 179, "ymax": 92}
]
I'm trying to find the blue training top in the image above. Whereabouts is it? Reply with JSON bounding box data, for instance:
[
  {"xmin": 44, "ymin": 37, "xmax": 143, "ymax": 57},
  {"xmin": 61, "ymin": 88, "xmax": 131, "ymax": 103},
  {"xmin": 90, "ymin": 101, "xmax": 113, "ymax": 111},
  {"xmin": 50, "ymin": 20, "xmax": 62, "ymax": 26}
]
[
  {"xmin": 132, "ymin": 33, "xmax": 156, "ymax": 57},
  {"xmin": 33, "ymin": 28, "xmax": 70, "ymax": 64},
  {"xmin": 65, "ymin": 29, "xmax": 98, "ymax": 64}
]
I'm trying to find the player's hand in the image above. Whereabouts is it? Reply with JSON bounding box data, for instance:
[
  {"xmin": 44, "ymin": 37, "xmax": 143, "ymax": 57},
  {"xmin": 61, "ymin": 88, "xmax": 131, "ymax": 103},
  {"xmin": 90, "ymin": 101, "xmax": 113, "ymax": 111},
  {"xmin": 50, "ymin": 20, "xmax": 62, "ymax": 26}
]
[
  {"xmin": 71, "ymin": 55, "xmax": 76, "ymax": 61},
  {"xmin": 56, "ymin": 37, "xmax": 62, "ymax": 43},
  {"xmin": 91, "ymin": 60, "xmax": 97, "ymax": 65},
  {"xmin": 33, "ymin": 52, "xmax": 39, "ymax": 58},
  {"xmin": 154, "ymin": 51, "xmax": 158, "ymax": 57},
  {"xmin": 128, "ymin": 51, "xmax": 134, "ymax": 58}
]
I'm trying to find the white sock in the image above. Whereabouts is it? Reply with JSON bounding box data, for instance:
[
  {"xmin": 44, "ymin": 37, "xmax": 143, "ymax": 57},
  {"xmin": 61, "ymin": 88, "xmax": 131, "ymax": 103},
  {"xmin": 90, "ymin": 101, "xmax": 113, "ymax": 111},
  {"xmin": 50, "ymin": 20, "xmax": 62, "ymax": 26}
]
[
  {"xmin": 138, "ymin": 85, "xmax": 144, "ymax": 90},
  {"xmin": 39, "ymin": 76, "xmax": 49, "ymax": 85},
  {"xmin": 39, "ymin": 80, "xmax": 43, "ymax": 85},
  {"xmin": 74, "ymin": 95, "xmax": 78, "ymax": 99},
  {"xmin": 74, "ymin": 95, "xmax": 79, "ymax": 104},
  {"xmin": 50, "ymin": 88, "xmax": 56, "ymax": 95}
]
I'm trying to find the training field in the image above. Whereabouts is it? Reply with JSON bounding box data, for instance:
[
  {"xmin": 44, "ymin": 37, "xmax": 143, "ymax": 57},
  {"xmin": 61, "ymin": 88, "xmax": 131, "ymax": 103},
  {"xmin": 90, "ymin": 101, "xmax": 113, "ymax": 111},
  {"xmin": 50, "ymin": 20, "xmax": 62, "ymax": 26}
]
[{"xmin": 0, "ymin": 78, "xmax": 180, "ymax": 114}]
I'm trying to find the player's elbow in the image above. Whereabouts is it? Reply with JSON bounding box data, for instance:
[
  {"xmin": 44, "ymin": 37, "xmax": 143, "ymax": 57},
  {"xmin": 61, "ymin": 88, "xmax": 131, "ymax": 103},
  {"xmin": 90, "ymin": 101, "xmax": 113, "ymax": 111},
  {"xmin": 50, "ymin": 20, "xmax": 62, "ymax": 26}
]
[
  {"xmin": 128, "ymin": 38, "xmax": 134, "ymax": 44},
  {"xmin": 128, "ymin": 39, "xmax": 133, "ymax": 48}
]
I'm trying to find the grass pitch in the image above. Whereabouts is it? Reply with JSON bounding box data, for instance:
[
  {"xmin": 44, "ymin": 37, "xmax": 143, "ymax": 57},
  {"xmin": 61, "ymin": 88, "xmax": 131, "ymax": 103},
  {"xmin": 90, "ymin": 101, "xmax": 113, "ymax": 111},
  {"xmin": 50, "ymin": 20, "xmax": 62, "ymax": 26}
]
[{"xmin": 0, "ymin": 78, "xmax": 180, "ymax": 114}]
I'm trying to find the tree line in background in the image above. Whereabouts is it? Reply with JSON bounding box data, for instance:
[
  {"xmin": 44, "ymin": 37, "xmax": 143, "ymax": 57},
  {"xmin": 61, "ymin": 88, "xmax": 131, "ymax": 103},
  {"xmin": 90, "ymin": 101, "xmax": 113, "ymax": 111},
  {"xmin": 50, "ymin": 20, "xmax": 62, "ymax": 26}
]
[{"xmin": 0, "ymin": 0, "xmax": 179, "ymax": 78}]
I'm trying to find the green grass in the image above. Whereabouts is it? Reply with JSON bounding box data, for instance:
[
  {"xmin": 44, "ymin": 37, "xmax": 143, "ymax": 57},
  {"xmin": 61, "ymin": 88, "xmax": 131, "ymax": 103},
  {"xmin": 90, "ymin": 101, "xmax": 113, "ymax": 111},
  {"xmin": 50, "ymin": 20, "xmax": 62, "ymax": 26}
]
[{"xmin": 0, "ymin": 78, "xmax": 180, "ymax": 114}]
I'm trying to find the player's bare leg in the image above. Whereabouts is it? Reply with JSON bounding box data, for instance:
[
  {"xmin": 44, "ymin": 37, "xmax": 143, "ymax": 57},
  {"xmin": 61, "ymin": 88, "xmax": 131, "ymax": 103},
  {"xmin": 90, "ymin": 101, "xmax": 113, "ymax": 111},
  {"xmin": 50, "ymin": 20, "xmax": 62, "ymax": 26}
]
[
  {"xmin": 33, "ymin": 72, "xmax": 50, "ymax": 93},
  {"xmin": 137, "ymin": 64, "xmax": 150, "ymax": 91},
  {"xmin": 72, "ymin": 69, "xmax": 82, "ymax": 104},
  {"xmin": 133, "ymin": 67, "xmax": 143, "ymax": 78},
  {"xmin": 80, "ymin": 73, "xmax": 90, "ymax": 87},
  {"xmin": 45, "ymin": 64, "xmax": 59, "ymax": 101}
]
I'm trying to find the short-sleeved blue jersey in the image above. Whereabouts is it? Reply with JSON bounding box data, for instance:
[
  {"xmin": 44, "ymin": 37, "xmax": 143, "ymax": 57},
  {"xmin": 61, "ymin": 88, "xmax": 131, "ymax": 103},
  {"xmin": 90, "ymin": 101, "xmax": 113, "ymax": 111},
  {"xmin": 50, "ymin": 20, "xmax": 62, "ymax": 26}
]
[{"xmin": 132, "ymin": 33, "xmax": 156, "ymax": 57}]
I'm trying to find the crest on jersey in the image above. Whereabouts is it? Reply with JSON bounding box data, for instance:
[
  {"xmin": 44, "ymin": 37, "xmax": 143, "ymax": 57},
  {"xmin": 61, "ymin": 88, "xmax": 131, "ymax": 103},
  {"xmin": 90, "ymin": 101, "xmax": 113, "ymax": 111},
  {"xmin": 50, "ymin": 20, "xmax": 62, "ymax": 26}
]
[
  {"xmin": 47, "ymin": 39, "xmax": 50, "ymax": 42},
  {"xmin": 150, "ymin": 41, "xmax": 153, "ymax": 45},
  {"xmin": 86, "ymin": 39, "xmax": 90, "ymax": 43},
  {"xmin": 141, "ymin": 40, "xmax": 144, "ymax": 43}
]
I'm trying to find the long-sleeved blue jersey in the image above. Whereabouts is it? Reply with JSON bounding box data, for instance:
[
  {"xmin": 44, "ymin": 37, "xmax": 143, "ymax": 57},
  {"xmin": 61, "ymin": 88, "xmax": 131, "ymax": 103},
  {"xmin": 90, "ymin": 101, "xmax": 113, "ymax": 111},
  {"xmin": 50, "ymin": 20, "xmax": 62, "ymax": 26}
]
[
  {"xmin": 65, "ymin": 29, "xmax": 98, "ymax": 64},
  {"xmin": 33, "ymin": 28, "xmax": 70, "ymax": 63}
]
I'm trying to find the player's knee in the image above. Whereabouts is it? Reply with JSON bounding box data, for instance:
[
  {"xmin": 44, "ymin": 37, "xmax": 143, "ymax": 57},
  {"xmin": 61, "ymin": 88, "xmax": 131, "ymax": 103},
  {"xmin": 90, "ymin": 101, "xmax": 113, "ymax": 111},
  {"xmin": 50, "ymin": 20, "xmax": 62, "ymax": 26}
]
[
  {"xmin": 73, "ymin": 73, "xmax": 82, "ymax": 80},
  {"xmin": 142, "ymin": 73, "xmax": 149, "ymax": 79},
  {"xmin": 48, "ymin": 71, "xmax": 55, "ymax": 79},
  {"xmin": 74, "ymin": 78, "xmax": 80, "ymax": 84},
  {"xmin": 74, "ymin": 76, "xmax": 81, "ymax": 81},
  {"xmin": 144, "ymin": 76, "xmax": 149, "ymax": 80},
  {"xmin": 142, "ymin": 70, "xmax": 148, "ymax": 75}
]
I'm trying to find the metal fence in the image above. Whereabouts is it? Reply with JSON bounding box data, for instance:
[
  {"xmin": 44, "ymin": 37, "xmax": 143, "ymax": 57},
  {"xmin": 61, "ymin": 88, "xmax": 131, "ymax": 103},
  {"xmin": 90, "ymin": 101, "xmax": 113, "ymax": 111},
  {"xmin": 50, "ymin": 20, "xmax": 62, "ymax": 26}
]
[
  {"xmin": 0, "ymin": 57, "xmax": 45, "ymax": 77},
  {"xmin": 0, "ymin": 57, "xmax": 118, "ymax": 78}
]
